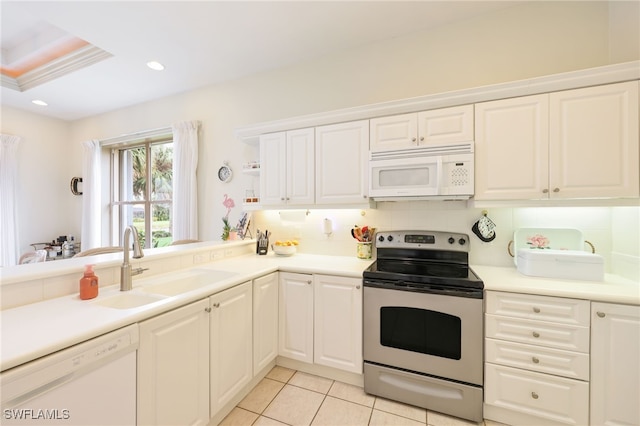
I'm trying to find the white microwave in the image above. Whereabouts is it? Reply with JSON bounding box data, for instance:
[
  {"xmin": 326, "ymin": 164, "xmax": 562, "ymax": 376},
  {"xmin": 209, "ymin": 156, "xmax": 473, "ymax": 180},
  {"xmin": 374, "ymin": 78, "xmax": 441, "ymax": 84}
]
[{"xmin": 369, "ymin": 143, "xmax": 474, "ymax": 200}]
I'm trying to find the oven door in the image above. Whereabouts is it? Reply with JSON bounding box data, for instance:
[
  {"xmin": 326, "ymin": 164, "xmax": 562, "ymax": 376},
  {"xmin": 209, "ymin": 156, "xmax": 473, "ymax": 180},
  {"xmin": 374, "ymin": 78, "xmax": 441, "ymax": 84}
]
[{"xmin": 363, "ymin": 284, "xmax": 483, "ymax": 385}]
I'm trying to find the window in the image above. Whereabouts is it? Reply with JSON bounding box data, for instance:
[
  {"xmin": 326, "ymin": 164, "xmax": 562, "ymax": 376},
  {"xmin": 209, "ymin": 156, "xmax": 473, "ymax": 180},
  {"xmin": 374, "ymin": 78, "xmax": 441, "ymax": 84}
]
[{"xmin": 111, "ymin": 138, "xmax": 174, "ymax": 248}]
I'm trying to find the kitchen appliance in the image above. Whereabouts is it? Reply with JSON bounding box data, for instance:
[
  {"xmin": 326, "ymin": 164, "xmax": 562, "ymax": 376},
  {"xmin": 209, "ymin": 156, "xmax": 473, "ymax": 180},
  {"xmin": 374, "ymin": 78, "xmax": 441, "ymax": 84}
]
[
  {"xmin": 363, "ymin": 230, "xmax": 484, "ymax": 422},
  {"xmin": 0, "ymin": 325, "xmax": 138, "ymax": 425},
  {"xmin": 369, "ymin": 142, "xmax": 474, "ymax": 200},
  {"xmin": 517, "ymin": 249, "xmax": 604, "ymax": 281}
]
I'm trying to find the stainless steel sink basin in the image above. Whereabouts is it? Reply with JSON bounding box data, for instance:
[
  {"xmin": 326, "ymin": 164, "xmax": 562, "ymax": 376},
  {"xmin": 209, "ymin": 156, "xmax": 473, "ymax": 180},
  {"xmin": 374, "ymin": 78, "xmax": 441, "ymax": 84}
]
[
  {"xmin": 141, "ymin": 269, "xmax": 237, "ymax": 296},
  {"xmin": 96, "ymin": 292, "xmax": 167, "ymax": 309}
]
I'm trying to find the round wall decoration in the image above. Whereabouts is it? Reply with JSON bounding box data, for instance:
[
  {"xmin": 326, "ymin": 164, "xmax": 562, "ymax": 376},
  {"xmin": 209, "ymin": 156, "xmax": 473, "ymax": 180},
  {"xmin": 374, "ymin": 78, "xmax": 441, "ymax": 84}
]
[{"xmin": 218, "ymin": 161, "xmax": 233, "ymax": 183}]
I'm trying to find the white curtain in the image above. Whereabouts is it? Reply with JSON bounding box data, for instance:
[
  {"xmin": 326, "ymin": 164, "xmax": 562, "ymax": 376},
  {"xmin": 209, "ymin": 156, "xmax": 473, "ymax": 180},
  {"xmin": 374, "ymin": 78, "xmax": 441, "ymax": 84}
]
[
  {"xmin": 0, "ymin": 134, "xmax": 22, "ymax": 266},
  {"xmin": 172, "ymin": 121, "xmax": 199, "ymax": 241},
  {"xmin": 81, "ymin": 140, "xmax": 101, "ymax": 250}
]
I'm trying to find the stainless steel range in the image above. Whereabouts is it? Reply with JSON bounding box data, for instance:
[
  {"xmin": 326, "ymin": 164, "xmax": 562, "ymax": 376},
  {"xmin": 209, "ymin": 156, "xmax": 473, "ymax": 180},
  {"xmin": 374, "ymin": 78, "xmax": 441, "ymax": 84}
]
[{"xmin": 363, "ymin": 230, "xmax": 484, "ymax": 422}]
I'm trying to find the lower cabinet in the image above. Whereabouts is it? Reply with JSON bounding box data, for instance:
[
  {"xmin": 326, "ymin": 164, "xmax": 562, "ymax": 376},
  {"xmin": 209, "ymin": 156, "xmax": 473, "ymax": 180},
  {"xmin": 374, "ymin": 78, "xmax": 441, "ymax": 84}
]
[
  {"xmin": 590, "ymin": 302, "xmax": 640, "ymax": 426},
  {"xmin": 484, "ymin": 291, "xmax": 590, "ymax": 426},
  {"xmin": 314, "ymin": 274, "xmax": 363, "ymax": 374},
  {"xmin": 210, "ymin": 281, "xmax": 253, "ymax": 415},
  {"xmin": 278, "ymin": 272, "xmax": 363, "ymax": 374},
  {"xmin": 138, "ymin": 299, "xmax": 210, "ymax": 426},
  {"xmin": 253, "ymin": 272, "xmax": 279, "ymax": 373}
]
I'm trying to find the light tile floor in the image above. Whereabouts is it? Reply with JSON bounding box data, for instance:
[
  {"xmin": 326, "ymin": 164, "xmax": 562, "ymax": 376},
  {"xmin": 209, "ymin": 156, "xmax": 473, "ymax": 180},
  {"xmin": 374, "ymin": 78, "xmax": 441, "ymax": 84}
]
[{"xmin": 219, "ymin": 366, "xmax": 506, "ymax": 426}]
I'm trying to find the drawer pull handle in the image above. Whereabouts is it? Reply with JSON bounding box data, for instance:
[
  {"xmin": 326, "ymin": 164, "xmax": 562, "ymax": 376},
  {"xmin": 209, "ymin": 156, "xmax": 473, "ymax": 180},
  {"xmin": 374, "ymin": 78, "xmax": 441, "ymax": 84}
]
[
  {"xmin": 532, "ymin": 357, "xmax": 540, "ymax": 364},
  {"xmin": 533, "ymin": 307, "xmax": 540, "ymax": 313},
  {"xmin": 532, "ymin": 331, "xmax": 540, "ymax": 338},
  {"xmin": 531, "ymin": 392, "xmax": 539, "ymax": 399},
  {"xmin": 597, "ymin": 311, "xmax": 605, "ymax": 318}
]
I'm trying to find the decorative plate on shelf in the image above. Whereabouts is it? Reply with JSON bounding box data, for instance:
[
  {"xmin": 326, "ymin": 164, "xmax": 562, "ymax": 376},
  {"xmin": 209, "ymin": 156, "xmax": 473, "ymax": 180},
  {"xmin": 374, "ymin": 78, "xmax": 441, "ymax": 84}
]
[{"xmin": 218, "ymin": 161, "xmax": 233, "ymax": 183}]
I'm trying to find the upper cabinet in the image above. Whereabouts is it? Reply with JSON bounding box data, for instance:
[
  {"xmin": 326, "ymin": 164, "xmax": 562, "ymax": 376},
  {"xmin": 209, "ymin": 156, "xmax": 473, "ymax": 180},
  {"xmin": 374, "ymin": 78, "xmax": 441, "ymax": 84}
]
[
  {"xmin": 259, "ymin": 128, "xmax": 315, "ymax": 206},
  {"xmin": 475, "ymin": 81, "xmax": 639, "ymax": 201},
  {"xmin": 370, "ymin": 105, "xmax": 473, "ymax": 152},
  {"xmin": 315, "ymin": 120, "xmax": 369, "ymax": 204}
]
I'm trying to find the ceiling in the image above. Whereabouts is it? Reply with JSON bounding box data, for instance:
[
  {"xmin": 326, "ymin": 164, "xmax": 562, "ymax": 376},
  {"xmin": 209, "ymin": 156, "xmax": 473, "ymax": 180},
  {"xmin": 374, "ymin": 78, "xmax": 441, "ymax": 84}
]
[{"xmin": 1, "ymin": 1, "xmax": 520, "ymax": 121}]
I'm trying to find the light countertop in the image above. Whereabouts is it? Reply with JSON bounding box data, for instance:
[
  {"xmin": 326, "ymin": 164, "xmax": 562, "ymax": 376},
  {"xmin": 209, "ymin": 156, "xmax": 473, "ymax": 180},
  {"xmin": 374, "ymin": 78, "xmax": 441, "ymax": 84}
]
[{"xmin": 1, "ymin": 253, "xmax": 638, "ymax": 372}]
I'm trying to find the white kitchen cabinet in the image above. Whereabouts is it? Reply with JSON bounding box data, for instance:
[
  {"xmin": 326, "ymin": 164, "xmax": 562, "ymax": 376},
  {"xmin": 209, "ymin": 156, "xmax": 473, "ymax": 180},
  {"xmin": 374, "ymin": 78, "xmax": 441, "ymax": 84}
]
[
  {"xmin": 315, "ymin": 120, "xmax": 369, "ymax": 204},
  {"xmin": 259, "ymin": 128, "xmax": 315, "ymax": 206},
  {"xmin": 253, "ymin": 272, "xmax": 279, "ymax": 374},
  {"xmin": 313, "ymin": 274, "xmax": 363, "ymax": 374},
  {"xmin": 370, "ymin": 105, "xmax": 473, "ymax": 152},
  {"xmin": 484, "ymin": 291, "xmax": 590, "ymax": 426},
  {"xmin": 475, "ymin": 81, "xmax": 639, "ymax": 200},
  {"xmin": 278, "ymin": 272, "xmax": 314, "ymax": 363},
  {"xmin": 590, "ymin": 302, "xmax": 640, "ymax": 426},
  {"xmin": 138, "ymin": 299, "xmax": 210, "ymax": 426},
  {"xmin": 210, "ymin": 281, "xmax": 253, "ymax": 416}
]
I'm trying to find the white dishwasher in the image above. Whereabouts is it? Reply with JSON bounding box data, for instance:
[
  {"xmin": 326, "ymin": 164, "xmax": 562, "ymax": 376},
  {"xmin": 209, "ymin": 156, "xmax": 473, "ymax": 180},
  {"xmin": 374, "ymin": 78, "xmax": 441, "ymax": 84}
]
[{"xmin": 1, "ymin": 324, "xmax": 138, "ymax": 425}]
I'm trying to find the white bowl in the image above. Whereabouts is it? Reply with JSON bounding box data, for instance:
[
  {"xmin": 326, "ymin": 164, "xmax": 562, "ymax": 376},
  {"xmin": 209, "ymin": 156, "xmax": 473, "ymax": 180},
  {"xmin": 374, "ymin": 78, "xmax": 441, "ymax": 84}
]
[{"xmin": 272, "ymin": 244, "xmax": 296, "ymax": 256}]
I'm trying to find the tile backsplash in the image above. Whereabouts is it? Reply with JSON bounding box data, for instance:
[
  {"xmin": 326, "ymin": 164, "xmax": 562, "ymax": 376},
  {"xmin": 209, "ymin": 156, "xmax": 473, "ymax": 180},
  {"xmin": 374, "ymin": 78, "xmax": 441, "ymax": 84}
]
[{"xmin": 251, "ymin": 204, "xmax": 640, "ymax": 281}]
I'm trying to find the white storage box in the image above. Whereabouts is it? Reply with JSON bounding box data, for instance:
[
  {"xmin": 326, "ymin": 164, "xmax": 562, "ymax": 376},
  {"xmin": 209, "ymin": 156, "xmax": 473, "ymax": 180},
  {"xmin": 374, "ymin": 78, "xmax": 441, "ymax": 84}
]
[{"xmin": 517, "ymin": 249, "xmax": 604, "ymax": 281}]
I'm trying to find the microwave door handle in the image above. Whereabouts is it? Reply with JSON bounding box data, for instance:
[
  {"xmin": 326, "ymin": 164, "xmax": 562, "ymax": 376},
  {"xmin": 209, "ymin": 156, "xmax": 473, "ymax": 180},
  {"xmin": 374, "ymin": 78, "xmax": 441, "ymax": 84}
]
[{"xmin": 435, "ymin": 157, "xmax": 443, "ymax": 195}]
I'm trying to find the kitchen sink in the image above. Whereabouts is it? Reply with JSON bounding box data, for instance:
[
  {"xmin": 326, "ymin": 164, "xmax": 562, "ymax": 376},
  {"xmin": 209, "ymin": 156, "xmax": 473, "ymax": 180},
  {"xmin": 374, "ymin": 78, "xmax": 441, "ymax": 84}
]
[
  {"xmin": 96, "ymin": 292, "xmax": 167, "ymax": 309},
  {"xmin": 140, "ymin": 269, "xmax": 237, "ymax": 296}
]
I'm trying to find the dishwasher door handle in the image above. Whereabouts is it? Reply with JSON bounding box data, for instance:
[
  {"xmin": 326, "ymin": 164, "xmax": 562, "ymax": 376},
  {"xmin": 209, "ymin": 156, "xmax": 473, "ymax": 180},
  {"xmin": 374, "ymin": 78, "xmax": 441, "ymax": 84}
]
[{"xmin": 3, "ymin": 372, "xmax": 74, "ymax": 408}]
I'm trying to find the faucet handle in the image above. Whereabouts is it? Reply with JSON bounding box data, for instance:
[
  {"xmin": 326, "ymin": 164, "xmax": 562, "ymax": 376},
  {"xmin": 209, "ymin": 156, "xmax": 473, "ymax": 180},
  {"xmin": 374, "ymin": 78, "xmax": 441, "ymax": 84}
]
[{"xmin": 132, "ymin": 267, "xmax": 149, "ymax": 276}]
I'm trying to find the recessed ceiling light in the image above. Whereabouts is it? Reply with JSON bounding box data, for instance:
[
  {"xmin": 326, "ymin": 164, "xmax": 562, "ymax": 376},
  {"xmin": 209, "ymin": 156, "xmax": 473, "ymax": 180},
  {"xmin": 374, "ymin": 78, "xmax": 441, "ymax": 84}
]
[
  {"xmin": 32, "ymin": 99, "xmax": 48, "ymax": 106},
  {"xmin": 146, "ymin": 61, "xmax": 165, "ymax": 71}
]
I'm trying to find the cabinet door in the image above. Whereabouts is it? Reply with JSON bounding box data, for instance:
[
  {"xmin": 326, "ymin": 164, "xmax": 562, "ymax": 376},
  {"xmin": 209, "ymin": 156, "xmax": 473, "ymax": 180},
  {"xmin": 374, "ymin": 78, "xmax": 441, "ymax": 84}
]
[
  {"xmin": 210, "ymin": 281, "xmax": 253, "ymax": 415},
  {"xmin": 314, "ymin": 275, "xmax": 363, "ymax": 374},
  {"xmin": 138, "ymin": 299, "xmax": 210, "ymax": 426},
  {"xmin": 286, "ymin": 128, "xmax": 315, "ymax": 205},
  {"xmin": 549, "ymin": 81, "xmax": 639, "ymax": 199},
  {"xmin": 260, "ymin": 132, "xmax": 287, "ymax": 205},
  {"xmin": 315, "ymin": 120, "xmax": 369, "ymax": 204},
  {"xmin": 253, "ymin": 272, "xmax": 279, "ymax": 374},
  {"xmin": 591, "ymin": 302, "xmax": 640, "ymax": 426},
  {"xmin": 474, "ymin": 94, "xmax": 549, "ymax": 200},
  {"xmin": 417, "ymin": 105, "xmax": 473, "ymax": 145},
  {"xmin": 370, "ymin": 113, "xmax": 418, "ymax": 152},
  {"xmin": 278, "ymin": 272, "xmax": 314, "ymax": 363}
]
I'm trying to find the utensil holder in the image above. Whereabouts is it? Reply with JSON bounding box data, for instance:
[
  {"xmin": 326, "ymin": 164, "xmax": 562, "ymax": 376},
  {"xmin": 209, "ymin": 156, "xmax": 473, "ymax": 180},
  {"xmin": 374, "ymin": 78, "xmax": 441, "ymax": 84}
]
[{"xmin": 356, "ymin": 242, "xmax": 372, "ymax": 259}]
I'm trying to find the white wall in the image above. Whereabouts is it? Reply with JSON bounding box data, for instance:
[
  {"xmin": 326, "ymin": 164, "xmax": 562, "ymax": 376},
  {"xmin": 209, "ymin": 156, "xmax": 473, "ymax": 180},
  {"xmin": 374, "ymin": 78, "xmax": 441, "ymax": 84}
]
[
  {"xmin": 3, "ymin": 1, "xmax": 639, "ymax": 270},
  {"xmin": 0, "ymin": 107, "xmax": 79, "ymax": 256}
]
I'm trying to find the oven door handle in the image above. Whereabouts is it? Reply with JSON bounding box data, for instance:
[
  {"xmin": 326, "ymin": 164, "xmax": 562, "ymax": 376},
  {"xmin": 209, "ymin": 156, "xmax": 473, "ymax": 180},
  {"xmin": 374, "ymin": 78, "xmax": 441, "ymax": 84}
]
[{"xmin": 364, "ymin": 279, "xmax": 482, "ymax": 299}]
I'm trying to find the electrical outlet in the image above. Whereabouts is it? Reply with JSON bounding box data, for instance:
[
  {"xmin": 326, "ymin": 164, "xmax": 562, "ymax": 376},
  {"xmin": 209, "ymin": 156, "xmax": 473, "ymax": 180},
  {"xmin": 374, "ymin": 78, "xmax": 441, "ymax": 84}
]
[
  {"xmin": 193, "ymin": 253, "xmax": 206, "ymax": 264},
  {"xmin": 224, "ymin": 249, "xmax": 233, "ymax": 258},
  {"xmin": 210, "ymin": 251, "xmax": 222, "ymax": 261}
]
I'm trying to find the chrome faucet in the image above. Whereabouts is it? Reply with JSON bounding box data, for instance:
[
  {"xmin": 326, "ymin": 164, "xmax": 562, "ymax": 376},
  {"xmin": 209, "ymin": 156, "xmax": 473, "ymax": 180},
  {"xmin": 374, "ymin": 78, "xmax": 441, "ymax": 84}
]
[{"xmin": 120, "ymin": 225, "xmax": 147, "ymax": 291}]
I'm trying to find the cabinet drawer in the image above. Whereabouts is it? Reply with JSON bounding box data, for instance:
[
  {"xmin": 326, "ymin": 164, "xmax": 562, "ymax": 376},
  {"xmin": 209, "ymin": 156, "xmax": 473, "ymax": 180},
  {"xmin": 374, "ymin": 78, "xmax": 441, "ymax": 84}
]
[
  {"xmin": 485, "ymin": 338, "xmax": 589, "ymax": 380},
  {"xmin": 485, "ymin": 363, "xmax": 588, "ymax": 426},
  {"xmin": 486, "ymin": 314, "xmax": 589, "ymax": 353},
  {"xmin": 486, "ymin": 291, "xmax": 589, "ymax": 326}
]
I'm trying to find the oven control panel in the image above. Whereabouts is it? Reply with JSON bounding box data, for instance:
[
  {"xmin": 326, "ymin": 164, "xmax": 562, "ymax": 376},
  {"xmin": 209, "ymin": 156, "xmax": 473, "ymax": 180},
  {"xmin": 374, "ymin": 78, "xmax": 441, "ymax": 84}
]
[{"xmin": 375, "ymin": 230, "xmax": 469, "ymax": 252}]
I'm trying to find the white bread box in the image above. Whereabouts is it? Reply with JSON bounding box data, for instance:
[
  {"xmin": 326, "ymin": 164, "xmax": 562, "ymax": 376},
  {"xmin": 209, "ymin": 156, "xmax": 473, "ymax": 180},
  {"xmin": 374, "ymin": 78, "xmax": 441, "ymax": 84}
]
[{"xmin": 517, "ymin": 249, "xmax": 604, "ymax": 281}]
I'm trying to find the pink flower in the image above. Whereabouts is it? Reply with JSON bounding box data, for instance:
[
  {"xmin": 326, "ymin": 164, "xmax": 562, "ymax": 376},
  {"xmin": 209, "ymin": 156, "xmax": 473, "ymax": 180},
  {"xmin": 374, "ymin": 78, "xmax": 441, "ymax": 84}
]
[
  {"xmin": 222, "ymin": 194, "xmax": 235, "ymax": 218},
  {"xmin": 527, "ymin": 234, "xmax": 550, "ymax": 249}
]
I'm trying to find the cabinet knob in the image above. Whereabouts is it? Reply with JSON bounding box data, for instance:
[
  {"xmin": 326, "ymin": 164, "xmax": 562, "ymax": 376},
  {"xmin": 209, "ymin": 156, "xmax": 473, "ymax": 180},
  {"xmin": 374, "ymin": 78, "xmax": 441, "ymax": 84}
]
[
  {"xmin": 356, "ymin": 285, "xmax": 361, "ymax": 289},
  {"xmin": 597, "ymin": 311, "xmax": 606, "ymax": 318},
  {"xmin": 542, "ymin": 189, "xmax": 549, "ymax": 194},
  {"xmin": 531, "ymin": 392, "xmax": 539, "ymax": 400},
  {"xmin": 307, "ymin": 280, "xmax": 312, "ymax": 285},
  {"xmin": 533, "ymin": 307, "xmax": 540, "ymax": 313},
  {"xmin": 280, "ymin": 197, "xmax": 285, "ymax": 201},
  {"xmin": 532, "ymin": 331, "xmax": 540, "ymax": 338},
  {"xmin": 286, "ymin": 197, "xmax": 290, "ymax": 201},
  {"xmin": 205, "ymin": 307, "xmax": 212, "ymax": 313},
  {"xmin": 213, "ymin": 302, "xmax": 220, "ymax": 308},
  {"xmin": 553, "ymin": 188, "xmax": 560, "ymax": 193},
  {"xmin": 420, "ymin": 136, "xmax": 424, "ymax": 142},
  {"xmin": 532, "ymin": 357, "xmax": 540, "ymax": 364},
  {"xmin": 411, "ymin": 137, "xmax": 417, "ymax": 143}
]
